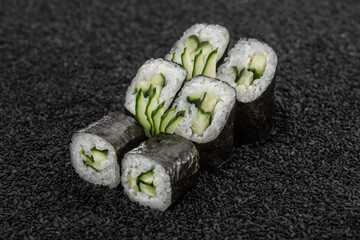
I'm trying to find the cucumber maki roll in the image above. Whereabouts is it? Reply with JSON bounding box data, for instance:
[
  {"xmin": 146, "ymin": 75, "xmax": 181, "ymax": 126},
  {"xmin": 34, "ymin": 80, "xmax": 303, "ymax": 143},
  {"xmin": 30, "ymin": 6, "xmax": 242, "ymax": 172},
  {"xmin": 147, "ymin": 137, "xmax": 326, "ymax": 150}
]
[
  {"xmin": 217, "ymin": 38, "xmax": 278, "ymax": 143},
  {"xmin": 70, "ymin": 112, "xmax": 146, "ymax": 188},
  {"xmin": 165, "ymin": 23, "xmax": 229, "ymax": 80},
  {"xmin": 121, "ymin": 133, "xmax": 200, "ymax": 211},
  {"xmin": 170, "ymin": 76, "xmax": 236, "ymax": 169},
  {"xmin": 124, "ymin": 58, "xmax": 187, "ymax": 137}
]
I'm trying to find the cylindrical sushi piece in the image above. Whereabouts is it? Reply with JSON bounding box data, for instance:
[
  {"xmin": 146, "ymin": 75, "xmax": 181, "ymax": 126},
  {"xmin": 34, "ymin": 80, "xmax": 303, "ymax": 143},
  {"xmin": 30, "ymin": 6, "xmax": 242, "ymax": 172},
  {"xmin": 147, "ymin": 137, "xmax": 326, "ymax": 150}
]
[
  {"xmin": 70, "ymin": 112, "xmax": 146, "ymax": 188},
  {"xmin": 171, "ymin": 76, "xmax": 236, "ymax": 169},
  {"xmin": 217, "ymin": 38, "xmax": 278, "ymax": 143},
  {"xmin": 125, "ymin": 58, "xmax": 187, "ymax": 116},
  {"xmin": 124, "ymin": 58, "xmax": 187, "ymax": 137},
  {"xmin": 165, "ymin": 23, "xmax": 229, "ymax": 80},
  {"xmin": 121, "ymin": 133, "xmax": 200, "ymax": 211}
]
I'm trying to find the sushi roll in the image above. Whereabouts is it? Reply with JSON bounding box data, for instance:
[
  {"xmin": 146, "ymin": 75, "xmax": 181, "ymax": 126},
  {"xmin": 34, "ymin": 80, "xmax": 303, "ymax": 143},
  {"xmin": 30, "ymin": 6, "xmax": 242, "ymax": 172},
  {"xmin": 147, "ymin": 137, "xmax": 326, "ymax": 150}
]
[
  {"xmin": 170, "ymin": 76, "xmax": 236, "ymax": 169},
  {"xmin": 124, "ymin": 58, "xmax": 187, "ymax": 137},
  {"xmin": 121, "ymin": 133, "xmax": 200, "ymax": 211},
  {"xmin": 165, "ymin": 23, "xmax": 230, "ymax": 80},
  {"xmin": 217, "ymin": 38, "xmax": 278, "ymax": 143},
  {"xmin": 70, "ymin": 112, "xmax": 146, "ymax": 188}
]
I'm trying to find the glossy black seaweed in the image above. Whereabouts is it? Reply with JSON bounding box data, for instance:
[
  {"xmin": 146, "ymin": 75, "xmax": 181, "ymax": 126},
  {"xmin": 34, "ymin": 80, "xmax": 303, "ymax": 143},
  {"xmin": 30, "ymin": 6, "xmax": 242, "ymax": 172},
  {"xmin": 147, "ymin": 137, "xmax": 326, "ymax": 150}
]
[
  {"xmin": 234, "ymin": 76, "xmax": 276, "ymax": 144},
  {"xmin": 128, "ymin": 133, "xmax": 200, "ymax": 203},
  {"xmin": 78, "ymin": 112, "xmax": 146, "ymax": 165}
]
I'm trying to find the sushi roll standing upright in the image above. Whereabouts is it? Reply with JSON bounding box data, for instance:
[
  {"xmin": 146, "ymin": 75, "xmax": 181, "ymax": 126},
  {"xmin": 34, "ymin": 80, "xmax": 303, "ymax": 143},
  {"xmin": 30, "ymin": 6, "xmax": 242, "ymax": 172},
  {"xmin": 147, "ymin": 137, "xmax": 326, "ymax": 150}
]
[
  {"xmin": 70, "ymin": 112, "xmax": 146, "ymax": 188},
  {"xmin": 121, "ymin": 133, "xmax": 200, "ymax": 211},
  {"xmin": 170, "ymin": 76, "xmax": 236, "ymax": 169},
  {"xmin": 217, "ymin": 38, "xmax": 278, "ymax": 143},
  {"xmin": 165, "ymin": 23, "xmax": 229, "ymax": 80},
  {"xmin": 124, "ymin": 58, "xmax": 187, "ymax": 137}
]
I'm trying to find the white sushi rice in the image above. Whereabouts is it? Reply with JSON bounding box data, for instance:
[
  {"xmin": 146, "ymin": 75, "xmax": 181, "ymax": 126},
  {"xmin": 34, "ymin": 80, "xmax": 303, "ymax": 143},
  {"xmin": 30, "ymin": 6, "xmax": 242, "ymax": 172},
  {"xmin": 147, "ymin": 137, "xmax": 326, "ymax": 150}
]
[
  {"xmin": 217, "ymin": 38, "xmax": 278, "ymax": 103},
  {"xmin": 124, "ymin": 58, "xmax": 187, "ymax": 115},
  {"xmin": 172, "ymin": 76, "xmax": 236, "ymax": 144},
  {"xmin": 121, "ymin": 153, "xmax": 171, "ymax": 211},
  {"xmin": 70, "ymin": 133, "xmax": 120, "ymax": 188},
  {"xmin": 165, "ymin": 23, "xmax": 229, "ymax": 62}
]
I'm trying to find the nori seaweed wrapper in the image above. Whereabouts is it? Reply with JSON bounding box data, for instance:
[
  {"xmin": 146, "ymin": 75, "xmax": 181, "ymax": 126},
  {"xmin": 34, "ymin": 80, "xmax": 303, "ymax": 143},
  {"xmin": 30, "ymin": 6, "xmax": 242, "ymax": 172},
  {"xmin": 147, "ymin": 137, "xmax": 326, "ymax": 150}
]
[
  {"xmin": 78, "ymin": 112, "xmax": 146, "ymax": 163},
  {"xmin": 234, "ymin": 75, "xmax": 276, "ymax": 144},
  {"xmin": 194, "ymin": 104, "xmax": 235, "ymax": 169},
  {"xmin": 128, "ymin": 133, "xmax": 200, "ymax": 203}
]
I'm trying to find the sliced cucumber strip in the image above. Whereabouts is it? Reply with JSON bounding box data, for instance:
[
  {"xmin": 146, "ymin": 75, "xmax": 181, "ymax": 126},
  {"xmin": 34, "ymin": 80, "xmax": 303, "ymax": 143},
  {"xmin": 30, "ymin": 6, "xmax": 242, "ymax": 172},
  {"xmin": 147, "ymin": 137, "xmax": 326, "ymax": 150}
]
[
  {"xmin": 202, "ymin": 48, "xmax": 218, "ymax": 78},
  {"xmin": 171, "ymin": 52, "xmax": 181, "ymax": 64},
  {"xmin": 139, "ymin": 182, "xmax": 156, "ymax": 197},
  {"xmin": 191, "ymin": 108, "xmax": 212, "ymax": 136},
  {"xmin": 81, "ymin": 151, "xmax": 93, "ymax": 163},
  {"xmin": 136, "ymin": 73, "xmax": 165, "ymax": 94},
  {"xmin": 139, "ymin": 170, "xmax": 155, "ymax": 184},
  {"xmin": 129, "ymin": 175, "xmax": 140, "ymax": 192},
  {"xmin": 151, "ymin": 101, "xmax": 165, "ymax": 136},
  {"xmin": 237, "ymin": 69, "xmax": 254, "ymax": 88},
  {"xmin": 165, "ymin": 111, "xmax": 185, "ymax": 134},
  {"xmin": 200, "ymin": 93, "xmax": 220, "ymax": 115},
  {"xmin": 195, "ymin": 41, "xmax": 213, "ymax": 57},
  {"xmin": 192, "ymin": 50, "xmax": 204, "ymax": 77},
  {"xmin": 185, "ymin": 35, "xmax": 199, "ymax": 53},
  {"xmin": 186, "ymin": 93, "xmax": 205, "ymax": 109},
  {"xmin": 181, "ymin": 47, "xmax": 193, "ymax": 81},
  {"xmin": 248, "ymin": 53, "xmax": 266, "ymax": 79},
  {"xmin": 160, "ymin": 106, "xmax": 177, "ymax": 133},
  {"xmin": 232, "ymin": 66, "xmax": 239, "ymax": 82},
  {"xmin": 150, "ymin": 73, "xmax": 165, "ymax": 87},
  {"xmin": 91, "ymin": 148, "xmax": 108, "ymax": 162},
  {"xmin": 145, "ymin": 88, "xmax": 159, "ymax": 136},
  {"xmin": 135, "ymin": 89, "xmax": 152, "ymax": 137}
]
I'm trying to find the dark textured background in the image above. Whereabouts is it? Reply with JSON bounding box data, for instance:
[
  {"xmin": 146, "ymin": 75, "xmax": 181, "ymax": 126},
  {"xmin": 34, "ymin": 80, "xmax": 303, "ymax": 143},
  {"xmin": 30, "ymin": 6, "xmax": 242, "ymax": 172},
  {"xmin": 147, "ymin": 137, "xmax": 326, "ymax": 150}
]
[{"xmin": 1, "ymin": 0, "xmax": 359, "ymax": 239}]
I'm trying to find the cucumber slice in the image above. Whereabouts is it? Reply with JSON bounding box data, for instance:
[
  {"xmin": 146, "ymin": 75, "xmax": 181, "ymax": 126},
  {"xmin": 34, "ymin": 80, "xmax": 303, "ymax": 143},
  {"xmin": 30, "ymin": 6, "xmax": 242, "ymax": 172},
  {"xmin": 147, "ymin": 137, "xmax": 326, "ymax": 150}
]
[
  {"xmin": 171, "ymin": 52, "xmax": 181, "ymax": 64},
  {"xmin": 129, "ymin": 175, "xmax": 140, "ymax": 192},
  {"xmin": 192, "ymin": 50, "xmax": 204, "ymax": 77},
  {"xmin": 135, "ymin": 89, "xmax": 152, "ymax": 137},
  {"xmin": 150, "ymin": 73, "xmax": 165, "ymax": 87},
  {"xmin": 185, "ymin": 35, "xmax": 199, "ymax": 53},
  {"xmin": 248, "ymin": 53, "xmax": 266, "ymax": 79},
  {"xmin": 200, "ymin": 93, "xmax": 220, "ymax": 115},
  {"xmin": 160, "ymin": 106, "xmax": 177, "ymax": 133},
  {"xmin": 237, "ymin": 69, "xmax": 254, "ymax": 88},
  {"xmin": 81, "ymin": 151, "xmax": 93, "ymax": 163},
  {"xmin": 145, "ymin": 88, "xmax": 159, "ymax": 136},
  {"xmin": 202, "ymin": 48, "xmax": 218, "ymax": 78},
  {"xmin": 165, "ymin": 111, "xmax": 185, "ymax": 134},
  {"xmin": 139, "ymin": 182, "xmax": 156, "ymax": 197},
  {"xmin": 232, "ymin": 66, "xmax": 238, "ymax": 82},
  {"xmin": 136, "ymin": 81, "xmax": 151, "ymax": 93},
  {"xmin": 139, "ymin": 170, "xmax": 155, "ymax": 184},
  {"xmin": 181, "ymin": 48, "xmax": 193, "ymax": 81},
  {"xmin": 151, "ymin": 101, "xmax": 165, "ymax": 136},
  {"xmin": 91, "ymin": 148, "xmax": 108, "ymax": 162},
  {"xmin": 191, "ymin": 108, "xmax": 212, "ymax": 136},
  {"xmin": 195, "ymin": 41, "xmax": 213, "ymax": 57},
  {"xmin": 186, "ymin": 93, "xmax": 205, "ymax": 109}
]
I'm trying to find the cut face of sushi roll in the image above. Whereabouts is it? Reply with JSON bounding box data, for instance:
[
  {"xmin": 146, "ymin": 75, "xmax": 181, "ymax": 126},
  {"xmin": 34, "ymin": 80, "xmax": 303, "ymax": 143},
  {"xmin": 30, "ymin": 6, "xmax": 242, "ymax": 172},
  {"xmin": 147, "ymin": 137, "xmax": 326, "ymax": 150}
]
[
  {"xmin": 121, "ymin": 133, "xmax": 200, "ymax": 211},
  {"xmin": 171, "ymin": 76, "xmax": 236, "ymax": 169},
  {"xmin": 165, "ymin": 23, "xmax": 229, "ymax": 80},
  {"xmin": 217, "ymin": 38, "xmax": 278, "ymax": 143},
  {"xmin": 70, "ymin": 112, "xmax": 146, "ymax": 188},
  {"xmin": 124, "ymin": 59, "xmax": 187, "ymax": 137}
]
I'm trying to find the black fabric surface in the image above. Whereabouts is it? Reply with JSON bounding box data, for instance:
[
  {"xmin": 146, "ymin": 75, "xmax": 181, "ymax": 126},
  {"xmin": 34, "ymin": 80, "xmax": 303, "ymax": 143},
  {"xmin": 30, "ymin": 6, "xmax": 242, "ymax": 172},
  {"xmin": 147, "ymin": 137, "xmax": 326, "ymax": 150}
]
[{"xmin": 1, "ymin": 0, "xmax": 359, "ymax": 239}]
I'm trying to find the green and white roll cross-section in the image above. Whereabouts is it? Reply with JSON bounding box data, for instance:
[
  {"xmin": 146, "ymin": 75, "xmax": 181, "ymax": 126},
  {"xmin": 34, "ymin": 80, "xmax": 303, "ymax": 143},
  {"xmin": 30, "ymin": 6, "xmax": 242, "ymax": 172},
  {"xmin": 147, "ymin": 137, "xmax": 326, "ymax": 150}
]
[{"xmin": 165, "ymin": 23, "xmax": 229, "ymax": 80}]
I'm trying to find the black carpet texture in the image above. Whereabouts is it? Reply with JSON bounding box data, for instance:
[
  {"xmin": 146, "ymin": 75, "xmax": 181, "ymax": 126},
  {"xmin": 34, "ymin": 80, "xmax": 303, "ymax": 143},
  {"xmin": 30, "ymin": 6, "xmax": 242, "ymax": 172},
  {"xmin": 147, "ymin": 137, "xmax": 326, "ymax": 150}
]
[{"xmin": 1, "ymin": 0, "xmax": 360, "ymax": 239}]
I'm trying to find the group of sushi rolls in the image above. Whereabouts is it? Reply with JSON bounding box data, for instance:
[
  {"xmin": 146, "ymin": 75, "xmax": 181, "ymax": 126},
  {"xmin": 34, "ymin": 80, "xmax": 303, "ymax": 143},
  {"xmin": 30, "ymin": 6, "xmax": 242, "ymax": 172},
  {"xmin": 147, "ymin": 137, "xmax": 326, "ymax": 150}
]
[{"xmin": 69, "ymin": 23, "xmax": 278, "ymax": 211}]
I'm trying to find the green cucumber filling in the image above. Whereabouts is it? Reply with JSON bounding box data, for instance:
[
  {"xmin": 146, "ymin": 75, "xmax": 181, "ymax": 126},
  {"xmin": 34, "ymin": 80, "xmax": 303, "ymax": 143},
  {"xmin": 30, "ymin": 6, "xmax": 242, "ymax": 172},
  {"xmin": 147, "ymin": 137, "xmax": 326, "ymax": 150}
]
[
  {"xmin": 129, "ymin": 170, "xmax": 156, "ymax": 197},
  {"xmin": 187, "ymin": 92, "xmax": 220, "ymax": 136},
  {"xmin": 80, "ymin": 147, "xmax": 108, "ymax": 172},
  {"xmin": 174, "ymin": 35, "xmax": 218, "ymax": 80},
  {"xmin": 233, "ymin": 53, "xmax": 267, "ymax": 88}
]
